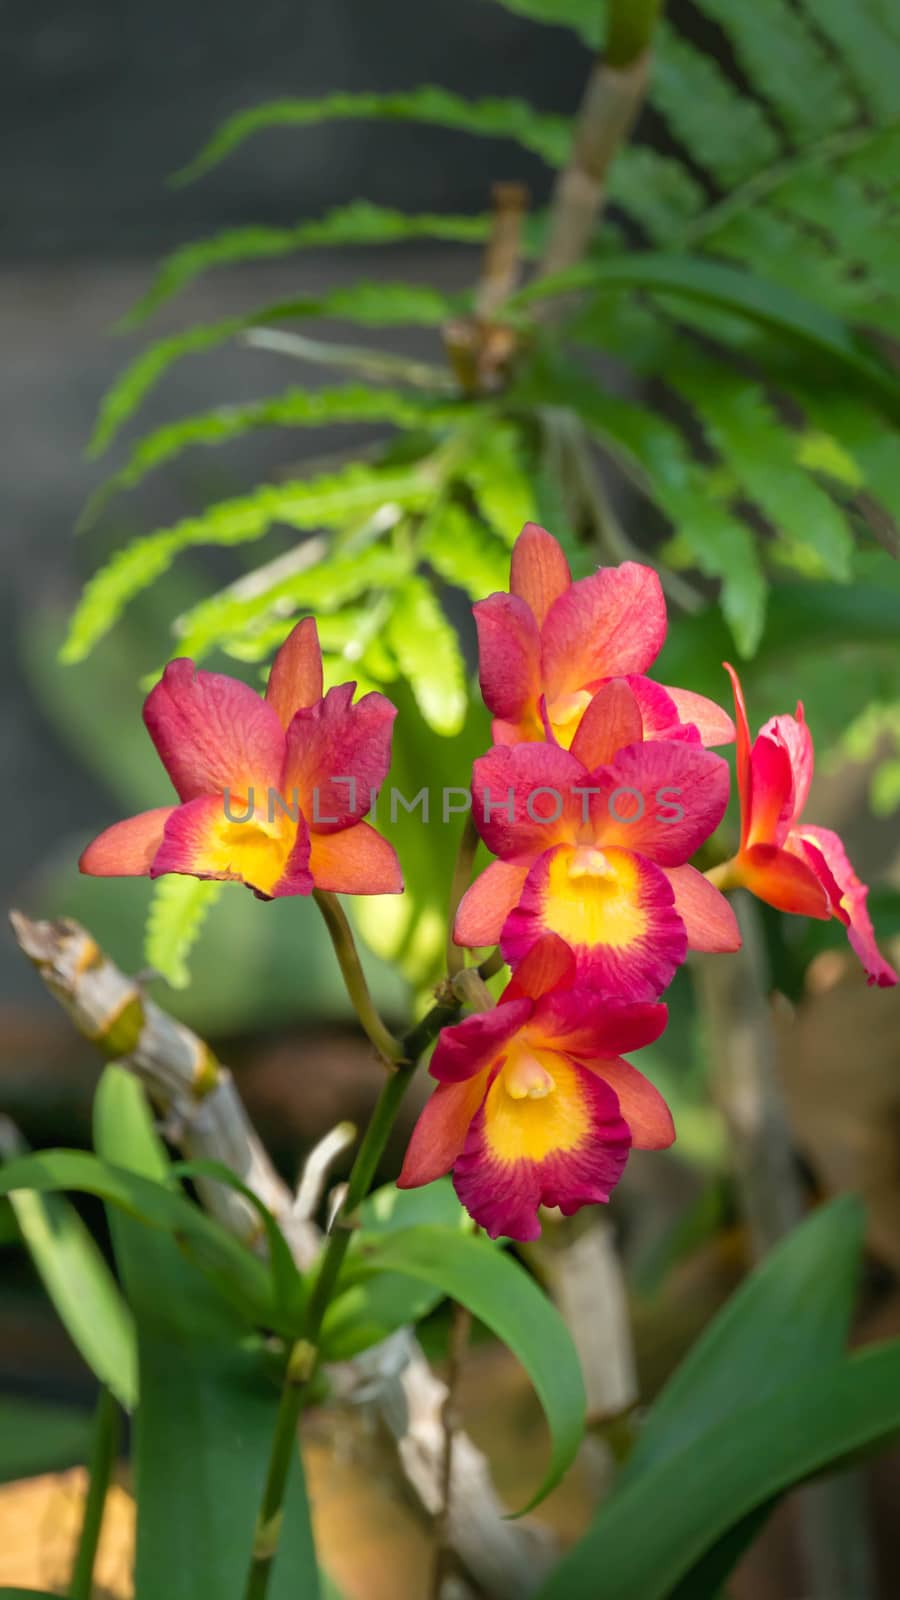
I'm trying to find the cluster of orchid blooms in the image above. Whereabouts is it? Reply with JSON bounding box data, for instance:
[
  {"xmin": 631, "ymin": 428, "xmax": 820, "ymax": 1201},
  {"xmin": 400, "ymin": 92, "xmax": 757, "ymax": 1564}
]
[{"xmin": 82, "ymin": 523, "xmax": 896, "ymax": 1242}]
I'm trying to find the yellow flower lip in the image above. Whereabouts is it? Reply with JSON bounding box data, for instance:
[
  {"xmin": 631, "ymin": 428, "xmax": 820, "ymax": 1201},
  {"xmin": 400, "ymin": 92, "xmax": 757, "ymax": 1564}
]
[
  {"xmin": 505, "ymin": 1049, "xmax": 556, "ymax": 1101},
  {"xmin": 567, "ymin": 845, "xmax": 615, "ymax": 882}
]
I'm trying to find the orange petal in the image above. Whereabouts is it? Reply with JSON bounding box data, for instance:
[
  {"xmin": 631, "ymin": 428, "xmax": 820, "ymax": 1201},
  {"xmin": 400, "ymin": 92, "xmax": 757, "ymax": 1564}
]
[
  {"xmin": 398, "ymin": 1075, "xmax": 488, "ymax": 1188},
  {"xmin": 661, "ymin": 864, "xmax": 741, "ymax": 952},
  {"xmin": 308, "ymin": 821, "xmax": 402, "ymax": 895},
  {"xmin": 569, "ymin": 679, "xmax": 643, "ymax": 771},
  {"xmin": 586, "ymin": 1055, "xmax": 675, "ymax": 1150},
  {"xmin": 738, "ymin": 842, "xmax": 830, "ymax": 919},
  {"xmin": 265, "ymin": 617, "xmax": 324, "ymax": 728},
  {"xmin": 454, "ymin": 859, "xmax": 531, "ymax": 947},
  {"xmin": 80, "ymin": 807, "xmax": 175, "ymax": 876},
  {"xmin": 509, "ymin": 522, "xmax": 572, "ymax": 629}
]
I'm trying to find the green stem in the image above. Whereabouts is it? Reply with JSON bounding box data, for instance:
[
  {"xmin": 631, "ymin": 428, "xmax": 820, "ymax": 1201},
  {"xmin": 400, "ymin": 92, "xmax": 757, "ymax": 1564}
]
[
  {"xmin": 606, "ymin": 0, "xmax": 664, "ymax": 68},
  {"xmin": 313, "ymin": 890, "xmax": 404, "ymax": 1064},
  {"xmin": 68, "ymin": 1386, "xmax": 120, "ymax": 1600}
]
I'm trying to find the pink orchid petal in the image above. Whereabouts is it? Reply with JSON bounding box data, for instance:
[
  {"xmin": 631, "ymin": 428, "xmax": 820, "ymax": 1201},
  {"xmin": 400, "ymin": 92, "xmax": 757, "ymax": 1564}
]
[
  {"xmin": 452, "ymin": 1058, "xmax": 631, "ymax": 1240},
  {"xmin": 473, "ymin": 592, "xmax": 542, "ymax": 726},
  {"xmin": 590, "ymin": 740, "xmax": 730, "ymax": 865},
  {"xmin": 584, "ymin": 1056, "xmax": 675, "ymax": 1150},
  {"xmin": 454, "ymin": 859, "xmax": 531, "ymax": 948},
  {"xmin": 531, "ymin": 990, "xmax": 668, "ymax": 1057},
  {"xmin": 308, "ymin": 822, "xmax": 402, "ymax": 895},
  {"xmin": 150, "ymin": 795, "xmax": 313, "ymax": 899},
  {"xmin": 570, "ymin": 679, "xmax": 644, "ymax": 771},
  {"xmin": 758, "ymin": 707, "xmax": 814, "ymax": 838},
  {"xmin": 501, "ymin": 933, "xmax": 576, "ymax": 1003},
  {"xmin": 791, "ymin": 825, "xmax": 898, "ymax": 988},
  {"xmin": 541, "ymin": 561, "xmax": 666, "ymax": 703},
  {"xmin": 80, "ymin": 807, "xmax": 175, "ymax": 877},
  {"xmin": 144, "ymin": 660, "xmax": 285, "ymax": 803},
  {"xmin": 724, "ymin": 663, "xmax": 753, "ymax": 850},
  {"xmin": 471, "ymin": 742, "xmax": 588, "ymax": 860},
  {"xmin": 509, "ymin": 522, "xmax": 572, "ymax": 629},
  {"xmin": 398, "ymin": 1076, "xmax": 490, "ymax": 1188},
  {"xmin": 430, "ymin": 997, "xmax": 534, "ymax": 1085},
  {"xmin": 747, "ymin": 731, "xmax": 797, "ymax": 849},
  {"xmin": 661, "ymin": 685, "xmax": 735, "ymax": 747},
  {"xmin": 283, "ymin": 684, "xmax": 396, "ymax": 833},
  {"xmin": 501, "ymin": 844, "xmax": 688, "ymax": 1001},
  {"xmin": 264, "ymin": 617, "xmax": 324, "ymax": 729},
  {"xmin": 661, "ymin": 864, "xmax": 741, "ymax": 952}
]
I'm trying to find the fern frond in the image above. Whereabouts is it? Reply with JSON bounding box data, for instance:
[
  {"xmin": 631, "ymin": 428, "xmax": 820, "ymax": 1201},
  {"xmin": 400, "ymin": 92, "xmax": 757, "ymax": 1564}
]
[
  {"xmin": 664, "ymin": 497, "xmax": 768, "ymax": 656},
  {"xmin": 90, "ymin": 283, "xmax": 464, "ymax": 456},
  {"xmin": 81, "ymin": 386, "xmax": 465, "ymax": 525},
  {"xmin": 61, "ymin": 463, "xmax": 432, "ymax": 663},
  {"xmin": 479, "ymin": 0, "xmax": 602, "ymax": 47},
  {"xmin": 419, "ymin": 502, "xmax": 511, "ymax": 598},
  {"xmin": 174, "ymin": 544, "xmax": 410, "ymax": 664},
  {"xmin": 651, "ymin": 24, "xmax": 781, "ymax": 187},
  {"xmin": 801, "ymin": 0, "xmax": 900, "ymax": 125},
  {"xmin": 174, "ymin": 89, "xmax": 572, "ymax": 185},
  {"xmin": 125, "ymin": 203, "xmax": 498, "ymax": 328},
  {"xmin": 386, "ymin": 577, "xmax": 468, "ymax": 735},
  {"xmin": 605, "ymin": 147, "xmax": 705, "ymax": 242},
  {"xmin": 458, "ymin": 423, "xmax": 538, "ymax": 544},
  {"xmin": 145, "ymin": 876, "xmax": 224, "ymax": 990},
  {"xmin": 691, "ymin": 0, "xmax": 858, "ymax": 141}
]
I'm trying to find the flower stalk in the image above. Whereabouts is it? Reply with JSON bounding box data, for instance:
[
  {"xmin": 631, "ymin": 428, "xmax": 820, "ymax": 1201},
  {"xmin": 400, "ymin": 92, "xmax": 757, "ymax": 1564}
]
[{"xmin": 67, "ymin": 1385, "xmax": 120, "ymax": 1600}]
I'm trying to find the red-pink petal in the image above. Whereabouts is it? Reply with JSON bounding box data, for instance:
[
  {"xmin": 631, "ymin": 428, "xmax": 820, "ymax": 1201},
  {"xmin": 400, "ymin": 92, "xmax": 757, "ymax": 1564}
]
[
  {"xmin": 501, "ymin": 844, "xmax": 688, "ymax": 1001},
  {"xmin": 501, "ymin": 933, "xmax": 575, "ymax": 1002},
  {"xmin": 585, "ymin": 1056, "xmax": 675, "ymax": 1150},
  {"xmin": 790, "ymin": 825, "xmax": 898, "ymax": 987},
  {"xmin": 661, "ymin": 686, "xmax": 735, "ymax": 747},
  {"xmin": 737, "ymin": 842, "xmax": 831, "ymax": 919},
  {"xmin": 79, "ymin": 807, "xmax": 175, "ymax": 877},
  {"xmin": 758, "ymin": 708, "xmax": 813, "ymax": 839},
  {"xmin": 570, "ymin": 679, "xmax": 644, "ymax": 771},
  {"xmin": 264, "ymin": 617, "xmax": 324, "ymax": 729},
  {"xmin": 454, "ymin": 859, "xmax": 531, "ymax": 948},
  {"xmin": 398, "ymin": 1076, "xmax": 489, "ymax": 1188},
  {"xmin": 452, "ymin": 1059, "xmax": 631, "ymax": 1240},
  {"xmin": 531, "ymin": 990, "xmax": 669, "ymax": 1057},
  {"xmin": 283, "ymin": 684, "xmax": 396, "ymax": 833},
  {"xmin": 471, "ymin": 742, "xmax": 588, "ymax": 860},
  {"xmin": 748, "ymin": 730, "xmax": 797, "ymax": 849},
  {"xmin": 661, "ymin": 864, "xmax": 741, "ymax": 953},
  {"xmin": 430, "ymin": 998, "xmax": 534, "ymax": 1084},
  {"xmin": 509, "ymin": 522, "xmax": 572, "ymax": 629},
  {"xmin": 724, "ymin": 663, "xmax": 753, "ymax": 850},
  {"xmin": 473, "ymin": 593, "xmax": 541, "ymax": 725},
  {"xmin": 590, "ymin": 741, "xmax": 731, "ymax": 866},
  {"xmin": 144, "ymin": 660, "xmax": 285, "ymax": 802},
  {"xmin": 308, "ymin": 822, "xmax": 402, "ymax": 895},
  {"xmin": 541, "ymin": 562, "xmax": 666, "ymax": 703}
]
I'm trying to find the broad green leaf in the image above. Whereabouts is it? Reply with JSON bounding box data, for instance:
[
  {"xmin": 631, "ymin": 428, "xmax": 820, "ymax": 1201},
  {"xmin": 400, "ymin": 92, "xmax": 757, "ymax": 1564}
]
[
  {"xmin": 93, "ymin": 1067, "xmax": 317, "ymax": 1600},
  {"xmin": 0, "ymin": 1397, "xmax": 93, "ymax": 1484},
  {"xmin": 62, "ymin": 463, "xmax": 430, "ymax": 663},
  {"xmin": 171, "ymin": 1158, "xmax": 305, "ymax": 1326},
  {"xmin": 352, "ymin": 1225, "xmax": 585, "ymax": 1511},
  {"xmin": 125, "ymin": 202, "xmax": 496, "ymax": 325},
  {"xmin": 510, "ymin": 254, "xmax": 900, "ymax": 420},
  {"xmin": 358, "ymin": 1177, "xmax": 468, "ymax": 1235},
  {"xmin": 82, "ymin": 385, "xmax": 462, "ymax": 524},
  {"xmin": 536, "ymin": 1338, "xmax": 900, "ymax": 1600},
  {"xmin": 173, "ymin": 89, "xmax": 571, "ymax": 185},
  {"xmin": 144, "ymin": 876, "xmax": 223, "ymax": 990},
  {"xmin": 90, "ymin": 282, "xmax": 462, "ymax": 456},
  {"xmin": 387, "ymin": 577, "xmax": 467, "ymax": 734},
  {"xmin": 8, "ymin": 1180, "xmax": 137, "ymax": 1409},
  {"xmin": 0, "ymin": 1148, "xmax": 279, "ymax": 1333}
]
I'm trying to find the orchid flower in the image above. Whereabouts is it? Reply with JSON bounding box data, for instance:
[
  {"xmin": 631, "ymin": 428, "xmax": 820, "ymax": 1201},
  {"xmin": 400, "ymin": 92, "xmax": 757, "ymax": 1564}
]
[
  {"xmin": 399, "ymin": 936, "xmax": 672, "ymax": 1239},
  {"xmin": 455, "ymin": 679, "xmax": 738, "ymax": 999},
  {"xmin": 475, "ymin": 522, "xmax": 734, "ymax": 750},
  {"xmin": 712, "ymin": 665, "xmax": 897, "ymax": 988},
  {"xmin": 80, "ymin": 619, "xmax": 402, "ymax": 900}
]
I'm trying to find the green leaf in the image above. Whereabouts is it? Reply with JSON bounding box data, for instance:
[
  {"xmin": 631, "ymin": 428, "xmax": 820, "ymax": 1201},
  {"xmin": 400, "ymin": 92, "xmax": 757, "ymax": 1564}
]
[
  {"xmin": 666, "ymin": 498, "xmax": 767, "ymax": 658},
  {"xmin": 652, "ymin": 24, "xmax": 781, "ymax": 188},
  {"xmin": 89, "ymin": 283, "xmax": 461, "ymax": 457},
  {"xmin": 8, "ymin": 1180, "xmax": 137, "ymax": 1410},
  {"xmin": 481, "ymin": 0, "xmax": 602, "ymax": 45},
  {"xmin": 173, "ymin": 89, "xmax": 571, "ymax": 185},
  {"xmin": 387, "ymin": 577, "xmax": 467, "ymax": 735},
  {"xmin": 807, "ymin": 0, "xmax": 900, "ymax": 124},
  {"xmin": 171, "ymin": 1158, "xmax": 305, "ymax": 1327},
  {"xmin": 0, "ymin": 1591, "xmax": 69, "ymax": 1598},
  {"xmin": 62, "ymin": 463, "xmax": 429, "ymax": 663},
  {"xmin": 144, "ymin": 876, "xmax": 224, "ymax": 990},
  {"xmin": 353, "ymin": 1225, "xmax": 585, "ymax": 1512},
  {"xmin": 460, "ymin": 422, "xmax": 539, "ymax": 545},
  {"xmin": 605, "ymin": 146, "xmax": 705, "ymax": 242},
  {"xmin": 0, "ymin": 1397, "xmax": 94, "ymax": 1484},
  {"xmin": 0, "ymin": 1148, "xmax": 279, "ymax": 1334},
  {"xmin": 125, "ymin": 202, "xmax": 497, "ymax": 326},
  {"xmin": 82, "ymin": 385, "xmax": 462, "ymax": 524},
  {"xmin": 93, "ymin": 1067, "xmax": 318, "ymax": 1600},
  {"xmin": 510, "ymin": 254, "xmax": 900, "ymax": 419}
]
